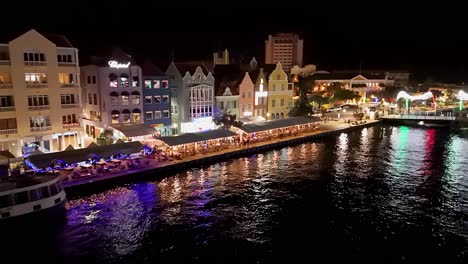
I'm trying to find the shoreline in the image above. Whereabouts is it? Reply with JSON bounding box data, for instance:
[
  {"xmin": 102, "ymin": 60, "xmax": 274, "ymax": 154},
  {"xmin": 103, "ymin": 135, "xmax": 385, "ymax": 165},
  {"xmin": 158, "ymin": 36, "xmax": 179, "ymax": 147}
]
[{"xmin": 64, "ymin": 120, "xmax": 380, "ymax": 197}]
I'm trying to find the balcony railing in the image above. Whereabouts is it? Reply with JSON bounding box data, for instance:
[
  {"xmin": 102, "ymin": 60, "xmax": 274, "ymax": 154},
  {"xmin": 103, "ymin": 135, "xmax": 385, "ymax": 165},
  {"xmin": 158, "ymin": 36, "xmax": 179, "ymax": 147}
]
[
  {"xmin": 30, "ymin": 126, "xmax": 52, "ymax": 132},
  {"xmin": 0, "ymin": 84, "xmax": 13, "ymax": 89},
  {"xmin": 28, "ymin": 105, "xmax": 50, "ymax": 111},
  {"xmin": 61, "ymin": 103, "xmax": 80, "ymax": 109},
  {"xmin": 60, "ymin": 83, "xmax": 78, "ymax": 88},
  {"xmin": 0, "ymin": 106, "xmax": 15, "ymax": 112},
  {"xmin": 0, "ymin": 128, "xmax": 17, "ymax": 135},
  {"xmin": 63, "ymin": 122, "xmax": 80, "ymax": 128},
  {"xmin": 0, "ymin": 60, "xmax": 10, "ymax": 65},
  {"xmin": 58, "ymin": 62, "xmax": 77, "ymax": 67},
  {"xmin": 26, "ymin": 83, "xmax": 48, "ymax": 88},
  {"xmin": 24, "ymin": 61, "xmax": 46, "ymax": 66}
]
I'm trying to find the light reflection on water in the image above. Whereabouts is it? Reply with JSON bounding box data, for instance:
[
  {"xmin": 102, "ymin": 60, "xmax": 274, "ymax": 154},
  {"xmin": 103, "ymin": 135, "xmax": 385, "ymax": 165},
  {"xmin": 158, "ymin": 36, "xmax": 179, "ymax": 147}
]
[{"xmin": 47, "ymin": 125, "xmax": 468, "ymax": 263}]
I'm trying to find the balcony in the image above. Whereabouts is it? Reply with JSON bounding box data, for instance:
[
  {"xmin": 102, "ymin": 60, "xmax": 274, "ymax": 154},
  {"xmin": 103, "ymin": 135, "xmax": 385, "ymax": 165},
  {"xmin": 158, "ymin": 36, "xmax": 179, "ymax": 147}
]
[
  {"xmin": 0, "ymin": 60, "xmax": 10, "ymax": 66},
  {"xmin": 0, "ymin": 106, "xmax": 15, "ymax": 112},
  {"xmin": 28, "ymin": 105, "xmax": 50, "ymax": 111},
  {"xmin": 0, "ymin": 128, "xmax": 17, "ymax": 135},
  {"xmin": 24, "ymin": 61, "xmax": 46, "ymax": 66},
  {"xmin": 61, "ymin": 103, "xmax": 80, "ymax": 109},
  {"xmin": 60, "ymin": 83, "xmax": 78, "ymax": 88},
  {"xmin": 0, "ymin": 83, "xmax": 13, "ymax": 89},
  {"xmin": 58, "ymin": 62, "xmax": 77, "ymax": 67},
  {"xmin": 26, "ymin": 83, "xmax": 48, "ymax": 88},
  {"xmin": 30, "ymin": 126, "xmax": 52, "ymax": 132},
  {"xmin": 63, "ymin": 122, "xmax": 80, "ymax": 129}
]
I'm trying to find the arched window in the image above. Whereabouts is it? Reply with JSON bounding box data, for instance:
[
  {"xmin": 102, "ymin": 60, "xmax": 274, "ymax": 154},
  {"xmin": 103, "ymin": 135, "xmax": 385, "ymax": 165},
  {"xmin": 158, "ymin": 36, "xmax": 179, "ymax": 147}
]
[
  {"xmin": 275, "ymin": 113, "xmax": 280, "ymax": 119},
  {"xmin": 122, "ymin": 109, "xmax": 131, "ymax": 123},
  {"xmin": 110, "ymin": 92, "xmax": 119, "ymax": 106},
  {"xmin": 109, "ymin": 73, "xmax": 118, "ymax": 87},
  {"xmin": 120, "ymin": 73, "xmax": 129, "ymax": 87},
  {"xmin": 280, "ymin": 112, "xmax": 284, "ymax": 118},
  {"xmin": 132, "ymin": 109, "xmax": 141, "ymax": 122},
  {"xmin": 111, "ymin": 110, "xmax": 120, "ymax": 124},
  {"xmin": 121, "ymin": 91, "xmax": 130, "ymax": 105},
  {"xmin": 131, "ymin": 91, "xmax": 140, "ymax": 105}
]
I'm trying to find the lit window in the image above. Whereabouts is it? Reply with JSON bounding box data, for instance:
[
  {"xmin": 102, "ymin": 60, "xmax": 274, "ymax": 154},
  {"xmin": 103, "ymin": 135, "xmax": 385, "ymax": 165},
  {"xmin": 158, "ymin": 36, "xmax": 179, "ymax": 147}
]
[
  {"xmin": 121, "ymin": 92, "xmax": 129, "ymax": 105},
  {"xmin": 120, "ymin": 74, "xmax": 129, "ymax": 87},
  {"xmin": 132, "ymin": 76, "xmax": 139, "ymax": 87},
  {"xmin": 145, "ymin": 111, "xmax": 153, "ymax": 120},
  {"xmin": 132, "ymin": 109, "xmax": 141, "ymax": 122},
  {"xmin": 122, "ymin": 109, "xmax": 131, "ymax": 123},
  {"xmin": 154, "ymin": 111, "xmax": 161, "ymax": 119},
  {"xmin": 131, "ymin": 91, "xmax": 140, "ymax": 105},
  {"xmin": 153, "ymin": 80, "xmax": 160, "ymax": 89},
  {"xmin": 145, "ymin": 96, "xmax": 152, "ymax": 104},
  {"xmin": 144, "ymin": 80, "xmax": 151, "ymax": 89},
  {"xmin": 111, "ymin": 92, "xmax": 119, "ymax": 105},
  {"xmin": 154, "ymin": 96, "xmax": 161, "ymax": 104},
  {"xmin": 109, "ymin": 74, "xmax": 118, "ymax": 87},
  {"xmin": 162, "ymin": 80, "xmax": 169, "ymax": 88},
  {"xmin": 111, "ymin": 110, "xmax": 120, "ymax": 124}
]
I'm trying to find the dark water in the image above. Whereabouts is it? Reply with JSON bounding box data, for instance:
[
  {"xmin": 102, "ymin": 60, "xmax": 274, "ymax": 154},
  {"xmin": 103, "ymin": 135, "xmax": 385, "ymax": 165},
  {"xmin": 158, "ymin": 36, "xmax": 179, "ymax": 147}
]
[{"xmin": 6, "ymin": 125, "xmax": 468, "ymax": 263}]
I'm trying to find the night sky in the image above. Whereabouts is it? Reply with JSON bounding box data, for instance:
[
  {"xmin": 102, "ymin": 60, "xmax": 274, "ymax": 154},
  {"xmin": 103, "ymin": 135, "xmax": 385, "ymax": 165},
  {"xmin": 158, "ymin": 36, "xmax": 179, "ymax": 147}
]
[{"xmin": 2, "ymin": 3, "xmax": 467, "ymax": 82}]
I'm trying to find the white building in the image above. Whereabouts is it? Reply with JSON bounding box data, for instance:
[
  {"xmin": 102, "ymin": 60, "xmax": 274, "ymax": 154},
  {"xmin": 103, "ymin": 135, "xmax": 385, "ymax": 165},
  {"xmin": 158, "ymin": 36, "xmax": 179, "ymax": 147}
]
[
  {"xmin": 166, "ymin": 62, "xmax": 215, "ymax": 134},
  {"xmin": 0, "ymin": 29, "xmax": 83, "ymax": 157},
  {"xmin": 80, "ymin": 48, "xmax": 144, "ymax": 142}
]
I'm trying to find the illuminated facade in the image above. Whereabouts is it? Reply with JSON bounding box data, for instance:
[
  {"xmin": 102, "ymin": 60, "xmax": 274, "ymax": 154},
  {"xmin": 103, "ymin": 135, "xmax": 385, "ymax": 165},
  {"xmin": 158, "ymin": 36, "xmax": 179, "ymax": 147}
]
[
  {"xmin": 166, "ymin": 62, "xmax": 214, "ymax": 134},
  {"xmin": 238, "ymin": 72, "xmax": 255, "ymax": 118},
  {"xmin": 265, "ymin": 33, "xmax": 303, "ymax": 72},
  {"xmin": 313, "ymin": 73, "xmax": 395, "ymax": 97},
  {"xmin": 0, "ymin": 29, "xmax": 83, "ymax": 157},
  {"xmin": 80, "ymin": 48, "xmax": 144, "ymax": 141},
  {"xmin": 267, "ymin": 62, "xmax": 293, "ymax": 119}
]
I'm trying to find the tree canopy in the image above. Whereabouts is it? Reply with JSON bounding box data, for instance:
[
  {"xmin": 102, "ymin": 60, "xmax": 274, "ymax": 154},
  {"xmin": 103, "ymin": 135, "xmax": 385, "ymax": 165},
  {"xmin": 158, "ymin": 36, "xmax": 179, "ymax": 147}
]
[{"xmin": 213, "ymin": 109, "xmax": 243, "ymax": 130}]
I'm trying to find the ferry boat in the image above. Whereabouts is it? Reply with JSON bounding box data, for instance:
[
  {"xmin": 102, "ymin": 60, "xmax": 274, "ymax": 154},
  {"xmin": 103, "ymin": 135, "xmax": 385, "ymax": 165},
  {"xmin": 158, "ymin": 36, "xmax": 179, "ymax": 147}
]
[{"xmin": 0, "ymin": 175, "xmax": 66, "ymax": 222}]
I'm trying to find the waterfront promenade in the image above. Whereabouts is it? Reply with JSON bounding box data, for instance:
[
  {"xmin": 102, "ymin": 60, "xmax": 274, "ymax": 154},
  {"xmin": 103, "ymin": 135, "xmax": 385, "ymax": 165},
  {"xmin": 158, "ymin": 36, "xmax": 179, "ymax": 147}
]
[{"xmin": 64, "ymin": 120, "xmax": 380, "ymax": 194}]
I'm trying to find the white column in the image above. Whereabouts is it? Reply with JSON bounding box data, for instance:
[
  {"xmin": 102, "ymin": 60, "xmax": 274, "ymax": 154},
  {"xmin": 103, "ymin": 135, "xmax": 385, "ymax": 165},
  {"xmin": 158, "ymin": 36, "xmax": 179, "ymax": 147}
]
[
  {"xmin": 74, "ymin": 132, "xmax": 77, "ymax": 147},
  {"xmin": 40, "ymin": 140, "xmax": 45, "ymax": 152},
  {"xmin": 49, "ymin": 139, "xmax": 54, "ymax": 152},
  {"xmin": 61, "ymin": 134, "xmax": 65, "ymax": 151},
  {"xmin": 68, "ymin": 134, "xmax": 71, "ymax": 146}
]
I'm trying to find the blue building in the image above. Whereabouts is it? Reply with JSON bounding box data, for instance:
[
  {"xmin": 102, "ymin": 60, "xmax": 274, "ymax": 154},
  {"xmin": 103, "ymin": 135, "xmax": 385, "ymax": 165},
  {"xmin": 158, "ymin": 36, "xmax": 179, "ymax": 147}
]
[{"xmin": 142, "ymin": 60, "xmax": 172, "ymax": 136}]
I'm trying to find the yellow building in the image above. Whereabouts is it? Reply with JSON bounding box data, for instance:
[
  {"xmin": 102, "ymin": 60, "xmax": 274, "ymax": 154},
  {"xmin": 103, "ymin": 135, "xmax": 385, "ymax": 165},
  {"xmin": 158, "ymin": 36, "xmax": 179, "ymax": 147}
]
[
  {"xmin": 267, "ymin": 62, "xmax": 293, "ymax": 119},
  {"xmin": 0, "ymin": 29, "xmax": 83, "ymax": 157}
]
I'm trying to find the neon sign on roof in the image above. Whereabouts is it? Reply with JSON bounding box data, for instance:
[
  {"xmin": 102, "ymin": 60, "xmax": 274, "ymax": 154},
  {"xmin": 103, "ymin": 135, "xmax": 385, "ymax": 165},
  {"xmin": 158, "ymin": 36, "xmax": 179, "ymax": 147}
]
[{"xmin": 108, "ymin": 60, "xmax": 130, "ymax": 69}]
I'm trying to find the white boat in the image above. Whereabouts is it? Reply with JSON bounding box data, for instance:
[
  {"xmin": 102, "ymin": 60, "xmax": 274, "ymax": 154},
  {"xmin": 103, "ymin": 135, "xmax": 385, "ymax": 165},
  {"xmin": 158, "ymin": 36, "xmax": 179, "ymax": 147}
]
[{"xmin": 0, "ymin": 175, "xmax": 66, "ymax": 222}]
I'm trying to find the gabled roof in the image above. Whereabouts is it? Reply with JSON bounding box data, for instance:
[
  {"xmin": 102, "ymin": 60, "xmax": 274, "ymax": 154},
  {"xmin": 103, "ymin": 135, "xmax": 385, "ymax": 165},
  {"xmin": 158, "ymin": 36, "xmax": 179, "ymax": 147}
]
[
  {"xmin": 42, "ymin": 33, "xmax": 74, "ymax": 48},
  {"xmin": 214, "ymin": 65, "xmax": 244, "ymax": 96},
  {"xmin": 173, "ymin": 61, "xmax": 213, "ymax": 76},
  {"xmin": 238, "ymin": 117, "xmax": 320, "ymax": 133}
]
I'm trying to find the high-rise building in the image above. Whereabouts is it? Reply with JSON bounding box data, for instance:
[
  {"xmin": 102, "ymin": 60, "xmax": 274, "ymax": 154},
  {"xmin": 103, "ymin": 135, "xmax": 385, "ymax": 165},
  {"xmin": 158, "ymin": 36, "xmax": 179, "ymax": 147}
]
[
  {"xmin": 213, "ymin": 49, "xmax": 229, "ymax": 65},
  {"xmin": 0, "ymin": 29, "xmax": 83, "ymax": 157},
  {"xmin": 265, "ymin": 33, "xmax": 303, "ymax": 72}
]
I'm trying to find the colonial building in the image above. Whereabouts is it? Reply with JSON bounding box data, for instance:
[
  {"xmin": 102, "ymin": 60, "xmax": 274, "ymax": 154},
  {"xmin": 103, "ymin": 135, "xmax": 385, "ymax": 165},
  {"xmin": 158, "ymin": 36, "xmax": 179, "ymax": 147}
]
[
  {"xmin": 214, "ymin": 64, "xmax": 242, "ymax": 118},
  {"xmin": 267, "ymin": 62, "xmax": 293, "ymax": 119},
  {"xmin": 250, "ymin": 64, "xmax": 276, "ymax": 119},
  {"xmin": 0, "ymin": 29, "xmax": 83, "ymax": 157},
  {"xmin": 313, "ymin": 73, "xmax": 395, "ymax": 98},
  {"xmin": 166, "ymin": 62, "xmax": 215, "ymax": 134},
  {"xmin": 142, "ymin": 60, "xmax": 171, "ymax": 137},
  {"xmin": 265, "ymin": 33, "xmax": 303, "ymax": 72},
  {"xmin": 81, "ymin": 48, "xmax": 147, "ymax": 142}
]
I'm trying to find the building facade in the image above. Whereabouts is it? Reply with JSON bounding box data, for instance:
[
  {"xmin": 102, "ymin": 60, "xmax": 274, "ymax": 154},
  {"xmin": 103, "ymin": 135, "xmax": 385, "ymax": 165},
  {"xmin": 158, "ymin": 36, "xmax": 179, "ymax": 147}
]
[
  {"xmin": 81, "ymin": 48, "xmax": 144, "ymax": 142},
  {"xmin": 267, "ymin": 62, "xmax": 293, "ymax": 119},
  {"xmin": 265, "ymin": 33, "xmax": 303, "ymax": 72},
  {"xmin": 213, "ymin": 49, "xmax": 229, "ymax": 65},
  {"xmin": 0, "ymin": 29, "xmax": 83, "ymax": 157},
  {"xmin": 238, "ymin": 72, "xmax": 255, "ymax": 118},
  {"xmin": 166, "ymin": 62, "xmax": 215, "ymax": 134},
  {"xmin": 142, "ymin": 60, "xmax": 171, "ymax": 137}
]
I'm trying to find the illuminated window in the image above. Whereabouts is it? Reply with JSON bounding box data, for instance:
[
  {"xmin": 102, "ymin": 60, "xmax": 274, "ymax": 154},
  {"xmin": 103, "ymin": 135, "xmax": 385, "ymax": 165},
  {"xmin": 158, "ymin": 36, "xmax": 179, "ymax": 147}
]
[
  {"xmin": 131, "ymin": 91, "xmax": 140, "ymax": 105},
  {"xmin": 121, "ymin": 92, "xmax": 129, "ymax": 105},
  {"xmin": 109, "ymin": 74, "xmax": 118, "ymax": 87},
  {"xmin": 154, "ymin": 96, "xmax": 161, "ymax": 104},
  {"xmin": 162, "ymin": 80, "xmax": 169, "ymax": 88},
  {"xmin": 110, "ymin": 92, "xmax": 119, "ymax": 105},
  {"xmin": 145, "ymin": 111, "xmax": 153, "ymax": 120},
  {"xmin": 132, "ymin": 76, "xmax": 139, "ymax": 87},
  {"xmin": 120, "ymin": 74, "xmax": 129, "ymax": 87},
  {"xmin": 58, "ymin": 73, "xmax": 73, "ymax": 84},
  {"xmin": 145, "ymin": 96, "xmax": 152, "ymax": 104},
  {"xmin": 25, "ymin": 73, "xmax": 47, "ymax": 83},
  {"xmin": 144, "ymin": 80, "xmax": 151, "ymax": 89},
  {"xmin": 132, "ymin": 109, "xmax": 141, "ymax": 122},
  {"xmin": 122, "ymin": 109, "xmax": 131, "ymax": 123},
  {"xmin": 153, "ymin": 80, "xmax": 160, "ymax": 89},
  {"xmin": 111, "ymin": 110, "xmax": 120, "ymax": 124},
  {"xmin": 155, "ymin": 111, "xmax": 161, "ymax": 119},
  {"xmin": 0, "ymin": 73, "xmax": 11, "ymax": 83}
]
